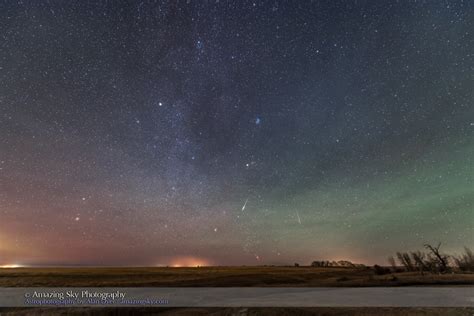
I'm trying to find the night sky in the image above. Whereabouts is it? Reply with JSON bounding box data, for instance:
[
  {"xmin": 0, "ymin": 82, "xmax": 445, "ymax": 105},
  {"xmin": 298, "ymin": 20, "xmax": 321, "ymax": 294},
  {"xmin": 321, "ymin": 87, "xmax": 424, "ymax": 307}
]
[{"xmin": 1, "ymin": 1, "xmax": 473, "ymax": 267}]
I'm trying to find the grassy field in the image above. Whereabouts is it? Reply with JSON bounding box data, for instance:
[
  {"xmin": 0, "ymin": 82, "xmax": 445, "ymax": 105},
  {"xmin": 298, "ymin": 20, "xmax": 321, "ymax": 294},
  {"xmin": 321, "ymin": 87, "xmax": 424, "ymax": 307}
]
[
  {"xmin": 0, "ymin": 267, "xmax": 472, "ymax": 315},
  {"xmin": 0, "ymin": 266, "xmax": 473, "ymax": 287}
]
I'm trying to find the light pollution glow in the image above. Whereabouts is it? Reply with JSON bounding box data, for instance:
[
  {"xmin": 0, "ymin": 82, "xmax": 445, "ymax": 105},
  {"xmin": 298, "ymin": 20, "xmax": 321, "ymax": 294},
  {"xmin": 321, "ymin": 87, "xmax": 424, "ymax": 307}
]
[
  {"xmin": 0, "ymin": 264, "xmax": 24, "ymax": 269},
  {"xmin": 167, "ymin": 256, "xmax": 213, "ymax": 268}
]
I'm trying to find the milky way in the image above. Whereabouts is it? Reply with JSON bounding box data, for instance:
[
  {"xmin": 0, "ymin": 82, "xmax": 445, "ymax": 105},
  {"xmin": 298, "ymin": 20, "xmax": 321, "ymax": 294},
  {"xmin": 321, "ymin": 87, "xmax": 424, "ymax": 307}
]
[{"xmin": 0, "ymin": 1, "xmax": 473, "ymax": 266}]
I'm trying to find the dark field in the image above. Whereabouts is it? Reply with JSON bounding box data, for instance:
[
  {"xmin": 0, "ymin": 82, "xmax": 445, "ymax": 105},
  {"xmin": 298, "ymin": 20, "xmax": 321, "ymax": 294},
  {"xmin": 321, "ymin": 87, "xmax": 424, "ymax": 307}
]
[
  {"xmin": 0, "ymin": 267, "xmax": 473, "ymax": 315},
  {"xmin": 0, "ymin": 266, "xmax": 473, "ymax": 287},
  {"xmin": 1, "ymin": 307, "xmax": 473, "ymax": 316}
]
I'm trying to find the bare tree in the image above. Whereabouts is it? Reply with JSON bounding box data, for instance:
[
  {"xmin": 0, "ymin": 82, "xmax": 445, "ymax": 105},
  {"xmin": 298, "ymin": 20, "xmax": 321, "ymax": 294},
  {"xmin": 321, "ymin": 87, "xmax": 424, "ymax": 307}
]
[
  {"xmin": 424, "ymin": 243, "xmax": 450, "ymax": 273},
  {"xmin": 387, "ymin": 256, "xmax": 396, "ymax": 271},
  {"xmin": 410, "ymin": 251, "xmax": 427, "ymax": 275},
  {"xmin": 402, "ymin": 252, "xmax": 415, "ymax": 271},
  {"xmin": 396, "ymin": 252, "xmax": 406, "ymax": 271},
  {"xmin": 396, "ymin": 252, "xmax": 414, "ymax": 271},
  {"xmin": 453, "ymin": 247, "xmax": 474, "ymax": 272},
  {"xmin": 390, "ymin": 242, "xmax": 471, "ymax": 275}
]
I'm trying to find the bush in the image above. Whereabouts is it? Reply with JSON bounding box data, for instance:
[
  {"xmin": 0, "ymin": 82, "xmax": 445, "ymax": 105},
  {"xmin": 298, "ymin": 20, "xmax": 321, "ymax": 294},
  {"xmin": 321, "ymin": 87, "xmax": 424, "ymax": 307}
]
[{"xmin": 373, "ymin": 264, "xmax": 391, "ymax": 275}]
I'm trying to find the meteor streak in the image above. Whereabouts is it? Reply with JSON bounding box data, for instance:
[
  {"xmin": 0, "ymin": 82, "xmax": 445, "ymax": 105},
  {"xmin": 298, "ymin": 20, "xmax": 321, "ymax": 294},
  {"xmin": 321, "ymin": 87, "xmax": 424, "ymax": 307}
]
[{"xmin": 241, "ymin": 198, "xmax": 249, "ymax": 211}]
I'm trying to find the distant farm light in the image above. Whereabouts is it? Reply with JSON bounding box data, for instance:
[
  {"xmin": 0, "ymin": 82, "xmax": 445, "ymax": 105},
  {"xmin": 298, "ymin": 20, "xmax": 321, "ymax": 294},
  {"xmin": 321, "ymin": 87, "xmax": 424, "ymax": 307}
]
[
  {"xmin": 169, "ymin": 256, "xmax": 211, "ymax": 268},
  {"xmin": 0, "ymin": 264, "xmax": 23, "ymax": 268}
]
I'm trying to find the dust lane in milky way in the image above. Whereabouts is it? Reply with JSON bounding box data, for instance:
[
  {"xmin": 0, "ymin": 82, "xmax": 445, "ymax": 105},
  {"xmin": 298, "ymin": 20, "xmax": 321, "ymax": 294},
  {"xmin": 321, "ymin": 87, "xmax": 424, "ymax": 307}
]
[{"xmin": 0, "ymin": 1, "xmax": 473, "ymax": 266}]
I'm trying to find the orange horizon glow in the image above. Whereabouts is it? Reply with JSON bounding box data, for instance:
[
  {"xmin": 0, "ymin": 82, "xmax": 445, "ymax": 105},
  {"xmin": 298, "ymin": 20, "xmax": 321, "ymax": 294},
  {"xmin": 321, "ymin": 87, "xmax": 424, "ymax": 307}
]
[
  {"xmin": 0, "ymin": 264, "xmax": 24, "ymax": 268},
  {"xmin": 167, "ymin": 256, "xmax": 212, "ymax": 267}
]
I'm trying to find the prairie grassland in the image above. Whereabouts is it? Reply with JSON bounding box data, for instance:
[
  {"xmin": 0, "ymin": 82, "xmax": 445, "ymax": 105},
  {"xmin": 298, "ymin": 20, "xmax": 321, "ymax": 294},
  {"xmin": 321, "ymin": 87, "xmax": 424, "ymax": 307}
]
[
  {"xmin": 1, "ymin": 267, "xmax": 473, "ymax": 315},
  {"xmin": 0, "ymin": 266, "xmax": 473, "ymax": 287}
]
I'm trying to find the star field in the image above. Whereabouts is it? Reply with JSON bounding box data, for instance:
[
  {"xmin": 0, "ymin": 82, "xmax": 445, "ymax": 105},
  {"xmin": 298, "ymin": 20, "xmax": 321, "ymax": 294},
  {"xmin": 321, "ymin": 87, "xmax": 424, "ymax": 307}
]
[{"xmin": 0, "ymin": 0, "xmax": 473, "ymax": 266}]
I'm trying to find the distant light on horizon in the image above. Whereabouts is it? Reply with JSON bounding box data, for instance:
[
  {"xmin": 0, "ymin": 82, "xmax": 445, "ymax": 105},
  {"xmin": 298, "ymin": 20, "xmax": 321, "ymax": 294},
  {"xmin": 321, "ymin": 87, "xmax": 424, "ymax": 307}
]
[
  {"xmin": 0, "ymin": 264, "xmax": 24, "ymax": 268},
  {"xmin": 168, "ymin": 256, "xmax": 212, "ymax": 268}
]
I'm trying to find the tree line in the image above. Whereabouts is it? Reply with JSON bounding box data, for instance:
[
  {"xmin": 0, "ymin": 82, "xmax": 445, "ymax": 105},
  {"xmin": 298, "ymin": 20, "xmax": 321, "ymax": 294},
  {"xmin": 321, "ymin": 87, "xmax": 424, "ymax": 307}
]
[{"xmin": 380, "ymin": 243, "xmax": 473, "ymax": 275}]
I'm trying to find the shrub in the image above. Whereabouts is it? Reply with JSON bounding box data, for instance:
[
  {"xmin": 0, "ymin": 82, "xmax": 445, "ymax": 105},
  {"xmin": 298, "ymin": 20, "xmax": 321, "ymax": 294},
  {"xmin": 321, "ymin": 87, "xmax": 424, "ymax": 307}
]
[{"xmin": 373, "ymin": 264, "xmax": 391, "ymax": 275}]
